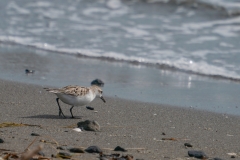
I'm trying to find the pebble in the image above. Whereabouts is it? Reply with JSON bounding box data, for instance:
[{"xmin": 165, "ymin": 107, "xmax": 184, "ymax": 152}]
[
  {"xmin": 57, "ymin": 146, "xmax": 67, "ymax": 150},
  {"xmin": 85, "ymin": 146, "xmax": 102, "ymax": 153},
  {"xmin": 31, "ymin": 133, "xmax": 40, "ymax": 136},
  {"xmin": 69, "ymin": 147, "xmax": 85, "ymax": 153},
  {"xmin": 114, "ymin": 146, "xmax": 127, "ymax": 152},
  {"xmin": 86, "ymin": 106, "xmax": 94, "ymax": 110},
  {"xmin": 77, "ymin": 120, "xmax": 100, "ymax": 131},
  {"xmin": 188, "ymin": 150, "xmax": 208, "ymax": 159},
  {"xmin": 25, "ymin": 69, "xmax": 35, "ymax": 74},
  {"xmin": 91, "ymin": 79, "xmax": 104, "ymax": 87},
  {"xmin": 0, "ymin": 138, "xmax": 4, "ymax": 143},
  {"xmin": 184, "ymin": 143, "xmax": 193, "ymax": 148}
]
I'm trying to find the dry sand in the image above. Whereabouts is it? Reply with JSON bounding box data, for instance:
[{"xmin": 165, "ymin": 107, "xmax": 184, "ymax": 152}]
[{"xmin": 0, "ymin": 79, "xmax": 239, "ymax": 160}]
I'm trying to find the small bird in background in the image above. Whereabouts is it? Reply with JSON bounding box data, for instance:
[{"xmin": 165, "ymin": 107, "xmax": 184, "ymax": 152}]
[{"xmin": 44, "ymin": 85, "xmax": 106, "ymax": 118}]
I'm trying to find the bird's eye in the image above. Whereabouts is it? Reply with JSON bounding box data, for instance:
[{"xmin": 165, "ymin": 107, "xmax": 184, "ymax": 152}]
[{"xmin": 100, "ymin": 90, "xmax": 103, "ymax": 94}]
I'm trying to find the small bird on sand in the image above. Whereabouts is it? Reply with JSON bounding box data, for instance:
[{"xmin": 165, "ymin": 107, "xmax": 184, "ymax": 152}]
[{"xmin": 44, "ymin": 85, "xmax": 106, "ymax": 118}]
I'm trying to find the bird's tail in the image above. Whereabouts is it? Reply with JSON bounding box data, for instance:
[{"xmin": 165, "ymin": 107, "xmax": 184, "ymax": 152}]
[{"xmin": 43, "ymin": 88, "xmax": 59, "ymax": 93}]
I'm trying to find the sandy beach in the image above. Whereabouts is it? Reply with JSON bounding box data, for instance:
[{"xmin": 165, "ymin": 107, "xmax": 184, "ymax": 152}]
[{"xmin": 0, "ymin": 79, "xmax": 239, "ymax": 160}]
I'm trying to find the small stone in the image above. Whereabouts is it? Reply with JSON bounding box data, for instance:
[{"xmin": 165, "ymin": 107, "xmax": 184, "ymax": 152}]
[
  {"xmin": 77, "ymin": 120, "xmax": 100, "ymax": 131},
  {"xmin": 86, "ymin": 106, "xmax": 94, "ymax": 110},
  {"xmin": 212, "ymin": 158, "xmax": 224, "ymax": 160},
  {"xmin": 57, "ymin": 146, "xmax": 67, "ymax": 150},
  {"xmin": 85, "ymin": 146, "xmax": 102, "ymax": 153},
  {"xmin": 25, "ymin": 69, "xmax": 35, "ymax": 74},
  {"xmin": 31, "ymin": 133, "xmax": 40, "ymax": 136},
  {"xmin": 114, "ymin": 146, "xmax": 127, "ymax": 152},
  {"xmin": 188, "ymin": 150, "xmax": 208, "ymax": 159},
  {"xmin": 91, "ymin": 79, "xmax": 104, "ymax": 87},
  {"xmin": 0, "ymin": 138, "xmax": 4, "ymax": 143},
  {"xmin": 184, "ymin": 143, "xmax": 193, "ymax": 147},
  {"xmin": 69, "ymin": 147, "xmax": 85, "ymax": 153}
]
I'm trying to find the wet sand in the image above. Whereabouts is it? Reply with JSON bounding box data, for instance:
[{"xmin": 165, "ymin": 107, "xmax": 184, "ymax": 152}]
[{"xmin": 0, "ymin": 79, "xmax": 239, "ymax": 159}]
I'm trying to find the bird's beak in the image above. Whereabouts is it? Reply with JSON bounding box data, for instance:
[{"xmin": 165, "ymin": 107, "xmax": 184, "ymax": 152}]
[{"xmin": 100, "ymin": 96, "xmax": 106, "ymax": 103}]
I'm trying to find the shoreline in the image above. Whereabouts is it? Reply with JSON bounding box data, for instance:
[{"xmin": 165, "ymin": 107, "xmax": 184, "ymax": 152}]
[
  {"xmin": 0, "ymin": 79, "xmax": 239, "ymax": 159},
  {"xmin": 1, "ymin": 46, "xmax": 240, "ymax": 116}
]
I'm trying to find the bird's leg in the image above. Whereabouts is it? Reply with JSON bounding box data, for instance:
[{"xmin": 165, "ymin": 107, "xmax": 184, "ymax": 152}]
[
  {"xmin": 56, "ymin": 98, "xmax": 66, "ymax": 118},
  {"xmin": 70, "ymin": 106, "xmax": 75, "ymax": 118}
]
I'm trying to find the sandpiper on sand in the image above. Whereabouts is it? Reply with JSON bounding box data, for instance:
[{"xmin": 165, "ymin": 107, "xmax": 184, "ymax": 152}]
[{"xmin": 44, "ymin": 85, "xmax": 106, "ymax": 118}]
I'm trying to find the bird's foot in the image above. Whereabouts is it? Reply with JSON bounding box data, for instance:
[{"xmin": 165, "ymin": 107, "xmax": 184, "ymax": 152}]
[{"xmin": 59, "ymin": 110, "xmax": 66, "ymax": 118}]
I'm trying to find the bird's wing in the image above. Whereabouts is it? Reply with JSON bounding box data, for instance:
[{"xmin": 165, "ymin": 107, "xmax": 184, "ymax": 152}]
[{"xmin": 44, "ymin": 85, "xmax": 90, "ymax": 96}]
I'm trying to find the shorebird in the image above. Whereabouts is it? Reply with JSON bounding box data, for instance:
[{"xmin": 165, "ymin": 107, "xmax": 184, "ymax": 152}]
[{"xmin": 44, "ymin": 85, "xmax": 106, "ymax": 118}]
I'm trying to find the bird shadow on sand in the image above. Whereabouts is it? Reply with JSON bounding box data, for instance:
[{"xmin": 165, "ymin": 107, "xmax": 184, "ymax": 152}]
[{"xmin": 21, "ymin": 114, "xmax": 83, "ymax": 119}]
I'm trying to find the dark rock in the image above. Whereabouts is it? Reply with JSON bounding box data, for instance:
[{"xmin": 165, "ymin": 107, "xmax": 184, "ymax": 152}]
[
  {"xmin": 31, "ymin": 133, "xmax": 40, "ymax": 136},
  {"xmin": 85, "ymin": 146, "xmax": 102, "ymax": 153},
  {"xmin": 57, "ymin": 146, "xmax": 67, "ymax": 150},
  {"xmin": 69, "ymin": 147, "xmax": 85, "ymax": 153},
  {"xmin": 188, "ymin": 150, "xmax": 208, "ymax": 159},
  {"xmin": 0, "ymin": 138, "xmax": 4, "ymax": 143},
  {"xmin": 114, "ymin": 146, "xmax": 127, "ymax": 152},
  {"xmin": 162, "ymin": 132, "xmax": 166, "ymax": 135},
  {"xmin": 231, "ymin": 155, "xmax": 236, "ymax": 158},
  {"xmin": 77, "ymin": 120, "xmax": 100, "ymax": 131},
  {"xmin": 86, "ymin": 106, "xmax": 94, "ymax": 110},
  {"xmin": 91, "ymin": 79, "xmax": 104, "ymax": 87},
  {"xmin": 25, "ymin": 69, "xmax": 35, "ymax": 74},
  {"xmin": 184, "ymin": 143, "xmax": 193, "ymax": 147}
]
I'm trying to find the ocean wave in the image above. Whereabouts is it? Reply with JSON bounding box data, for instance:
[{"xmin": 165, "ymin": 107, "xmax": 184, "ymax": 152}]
[
  {"xmin": 1, "ymin": 37, "xmax": 240, "ymax": 82},
  {"xmin": 146, "ymin": 0, "xmax": 240, "ymax": 16}
]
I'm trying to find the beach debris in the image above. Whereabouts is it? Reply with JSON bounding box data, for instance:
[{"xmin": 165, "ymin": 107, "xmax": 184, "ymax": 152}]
[
  {"xmin": 56, "ymin": 152, "xmax": 72, "ymax": 159},
  {"xmin": 0, "ymin": 138, "xmax": 4, "ymax": 143},
  {"xmin": 69, "ymin": 147, "xmax": 85, "ymax": 153},
  {"xmin": 25, "ymin": 69, "xmax": 35, "ymax": 74},
  {"xmin": 85, "ymin": 146, "xmax": 102, "ymax": 153},
  {"xmin": 31, "ymin": 133, "xmax": 40, "ymax": 136},
  {"xmin": 91, "ymin": 79, "xmax": 104, "ymax": 87},
  {"xmin": 2, "ymin": 153, "xmax": 19, "ymax": 160},
  {"xmin": 188, "ymin": 150, "xmax": 208, "ymax": 159},
  {"xmin": 114, "ymin": 146, "xmax": 127, "ymax": 152},
  {"xmin": 227, "ymin": 152, "xmax": 237, "ymax": 158},
  {"xmin": 86, "ymin": 106, "xmax": 94, "ymax": 110},
  {"xmin": 184, "ymin": 143, "xmax": 193, "ymax": 148},
  {"xmin": 0, "ymin": 122, "xmax": 41, "ymax": 128},
  {"xmin": 72, "ymin": 128, "xmax": 82, "ymax": 132},
  {"xmin": 161, "ymin": 137, "xmax": 177, "ymax": 141},
  {"xmin": 77, "ymin": 120, "xmax": 100, "ymax": 131},
  {"xmin": 162, "ymin": 132, "xmax": 166, "ymax": 135},
  {"xmin": 21, "ymin": 145, "xmax": 44, "ymax": 160}
]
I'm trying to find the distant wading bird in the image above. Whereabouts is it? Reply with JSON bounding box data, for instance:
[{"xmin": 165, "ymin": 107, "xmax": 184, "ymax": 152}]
[{"xmin": 44, "ymin": 85, "xmax": 106, "ymax": 118}]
